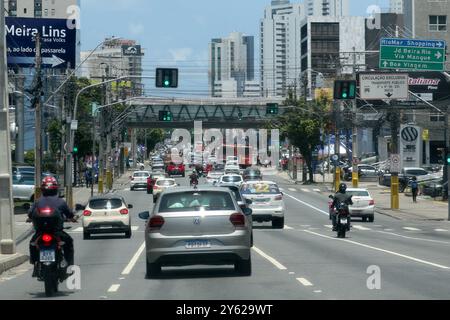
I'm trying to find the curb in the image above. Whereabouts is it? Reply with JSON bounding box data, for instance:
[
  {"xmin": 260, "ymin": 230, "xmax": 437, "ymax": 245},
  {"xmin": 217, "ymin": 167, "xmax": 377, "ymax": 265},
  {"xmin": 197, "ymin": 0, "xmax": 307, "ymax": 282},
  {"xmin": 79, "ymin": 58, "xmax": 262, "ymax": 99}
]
[
  {"xmin": 0, "ymin": 254, "xmax": 29, "ymax": 276},
  {"xmin": 375, "ymin": 209, "xmax": 402, "ymax": 220},
  {"xmin": 16, "ymin": 227, "xmax": 35, "ymax": 245}
]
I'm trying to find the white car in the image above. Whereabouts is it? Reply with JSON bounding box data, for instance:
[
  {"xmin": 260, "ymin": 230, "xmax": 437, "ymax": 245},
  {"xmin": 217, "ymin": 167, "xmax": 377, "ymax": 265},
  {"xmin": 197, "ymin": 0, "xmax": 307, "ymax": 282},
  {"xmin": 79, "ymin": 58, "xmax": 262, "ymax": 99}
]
[
  {"xmin": 12, "ymin": 175, "xmax": 35, "ymax": 202},
  {"xmin": 206, "ymin": 171, "xmax": 224, "ymax": 185},
  {"xmin": 346, "ymin": 188, "xmax": 375, "ymax": 222},
  {"xmin": 241, "ymin": 181, "xmax": 285, "ymax": 229},
  {"xmin": 153, "ymin": 178, "xmax": 179, "ymax": 203},
  {"xmin": 82, "ymin": 195, "xmax": 133, "ymax": 239},
  {"xmin": 130, "ymin": 171, "xmax": 151, "ymax": 191},
  {"xmin": 217, "ymin": 174, "xmax": 243, "ymax": 187}
]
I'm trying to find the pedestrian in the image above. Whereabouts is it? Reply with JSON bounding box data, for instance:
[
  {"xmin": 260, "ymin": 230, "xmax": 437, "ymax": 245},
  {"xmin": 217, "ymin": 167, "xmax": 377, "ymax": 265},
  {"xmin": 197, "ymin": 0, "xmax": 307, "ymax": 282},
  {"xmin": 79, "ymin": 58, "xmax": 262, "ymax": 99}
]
[{"xmin": 410, "ymin": 176, "xmax": 419, "ymax": 203}]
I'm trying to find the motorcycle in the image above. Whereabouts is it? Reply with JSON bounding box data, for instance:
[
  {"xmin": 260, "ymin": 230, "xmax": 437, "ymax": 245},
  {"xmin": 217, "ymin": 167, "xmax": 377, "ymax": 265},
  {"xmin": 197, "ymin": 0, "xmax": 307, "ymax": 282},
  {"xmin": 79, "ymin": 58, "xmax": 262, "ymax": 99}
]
[
  {"xmin": 329, "ymin": 196, "xmax": 351, "ymax": 238},
  {"xmin": 190, "ymin": 178, "xmax": 199, "ymax": 189},
  {"xmin": 26, "ymin": 204, "xmax": 78, "ymax": 297}
]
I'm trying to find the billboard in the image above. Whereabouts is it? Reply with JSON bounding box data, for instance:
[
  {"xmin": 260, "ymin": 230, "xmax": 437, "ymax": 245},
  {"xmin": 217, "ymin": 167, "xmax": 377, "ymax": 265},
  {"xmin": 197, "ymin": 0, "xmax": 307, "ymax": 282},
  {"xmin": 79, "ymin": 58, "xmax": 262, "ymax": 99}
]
[
  {"xmin": 5, "ymin": 17, "xmax": 77, "ymax": 69},
  {"xmin": 400, "ymin": 125, "xmax": 422, "ymax": 169},
  {"xmin": 122, "ymin": 45, "xmax": 141, "ymax": 56}
]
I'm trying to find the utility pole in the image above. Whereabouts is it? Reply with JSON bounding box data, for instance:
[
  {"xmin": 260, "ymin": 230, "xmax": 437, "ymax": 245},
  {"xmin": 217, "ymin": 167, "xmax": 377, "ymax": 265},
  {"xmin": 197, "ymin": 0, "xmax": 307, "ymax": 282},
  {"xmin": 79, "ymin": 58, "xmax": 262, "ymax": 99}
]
[
  {"xmin": 334, "ymin": 102, "xmax": 342, "ymax": 192},
  {"xmin": 390, "ymin": 108, "xmax": 400, "ymax": 210},
  {"xmin": 445, "ymin": 106, "xmax": 450, "ymax": 221},
  {"xmin": 34, "ymin": 33, "xmax": 43, "ymax": 202},
  {"xmin": 351, "ymin": 47, "xmax": 359, "ymax": 188},
  {"xmin": 14, "ymin": 69, "xmax": 25, "ymax": 164},
  {"xmin": 0, "ymin": 0, "xmax": 16, "ymax": 254}
]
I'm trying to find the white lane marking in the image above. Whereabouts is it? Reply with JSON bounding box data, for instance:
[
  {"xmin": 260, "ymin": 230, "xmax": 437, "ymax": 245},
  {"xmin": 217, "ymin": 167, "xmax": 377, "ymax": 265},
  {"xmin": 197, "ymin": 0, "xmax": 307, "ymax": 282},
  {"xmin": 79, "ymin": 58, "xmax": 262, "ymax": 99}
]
[
  {"xmin": 301, "ymin": 188, "xmax": 310, "ymax": 193},
  {"xmin": 384, "ymin": 229, "xmax": 395, "ymax": 231},
  {"xmin": 284, "ymin": 193, "xmax": 329, "ymax": 216},
  {"xmin": 435, "ymin": 229, "xmax": 449, "ymax": 232},
  {"xmin": 252, "ymin": 247, "xmax": 287, "ymax": 270},
  {"xmin": 403, "ymin": 227, "xmax": 421, "ymax": 231},
  {"xmin": 324, "ymin": 225, "xmax": 333, "ymax": 229},
  {"xmin": 72, "ymin": 227, "xmax": 83, "ymax": 232},
  {"xmin": 284, "ymin": 225, "xmax": 294, "ymax": 230},
  {"xmin": 289, "ymin": 188, "xmax": 297, "ymax": 192},
  {"xmin": 122, "ymin": 242, "xmax": 146, "ymax": 275},
  {"xmin": 131, "ymin": 226, "xmax": 139, "ymax": 231},
  {"xmin": 314, "ymin": 189, "xmax": 321, "ymax": 193},
  {"xmin": 376, "ymin": 231, "xmax": 450, "ymax": 245},
  {"xmin": 353, "ymin": 225, "xmax": 371, "ymax": 231},
  {"xmin": 279, "ymin": 188, "xmax": 285, "ymax": 192},
  {"xmin": 107, "ymin": 284, "xmax": 120, "ymax": 293},
  {"xmin": 297, "ymin": 278, "xmax": 314, "ymax": 287},
  {"xmin": 314, "ymin": 290, "xmax": 323, "ymax": 293},
  {"xmin": 302, "ymin": 229, "xmax": 450, "ymax": 270},
  {"xmin": 289, "ymin": 272, "xmax": 296, "ymax": 275}
]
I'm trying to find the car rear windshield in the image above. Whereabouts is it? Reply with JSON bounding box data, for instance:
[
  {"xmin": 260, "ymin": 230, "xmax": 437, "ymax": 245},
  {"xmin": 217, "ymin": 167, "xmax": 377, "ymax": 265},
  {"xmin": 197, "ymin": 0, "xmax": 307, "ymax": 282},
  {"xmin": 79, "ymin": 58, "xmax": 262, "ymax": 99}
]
[
  {"xmin": 159, "ymin": 191, "xmax": 235, "ymax": 212},
  {"xmin": 157, "ymin": 180, "xmax": 176, "ymax": 186},
  {"xmin": 347, "ymin": 191, "xmax": 370, "ymax": 197},
  {"xmin": 134, "ymin": 172, "xmax": 149, "ymax": 177},
  {"xmin": 222, "ymin": 176, "xmax": 242, "ymax": 183},
  {"xmin": 219, "ymin": 187, "xmax": 242, "ymax": 201},
  {"xmin": 89, "ymin": 199, "xmax": 123, "ymax": 210},
  {"xmin": 405, "ymin": 170, "xmax": 428, "ymax": 176},
  {"xmin": 241, "ymin": 183, "xmax": 280, "ymax": 195}
]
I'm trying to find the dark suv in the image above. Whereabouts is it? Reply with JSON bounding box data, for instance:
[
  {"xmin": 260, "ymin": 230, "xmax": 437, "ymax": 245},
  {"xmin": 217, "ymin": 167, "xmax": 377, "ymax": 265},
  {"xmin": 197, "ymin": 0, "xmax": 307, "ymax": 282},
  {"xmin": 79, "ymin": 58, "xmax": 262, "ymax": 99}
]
[{"xmin": 243, "ymin": 168, "xmax": 263, "ymax": 181}]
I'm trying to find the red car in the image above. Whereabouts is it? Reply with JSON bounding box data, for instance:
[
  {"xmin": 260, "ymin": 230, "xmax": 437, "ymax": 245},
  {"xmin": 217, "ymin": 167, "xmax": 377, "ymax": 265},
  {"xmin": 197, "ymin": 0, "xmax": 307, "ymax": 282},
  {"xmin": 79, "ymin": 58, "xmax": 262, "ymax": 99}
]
[{"xmin": 166, "ymin": 162, "xmax": 185, "ymax": 177}]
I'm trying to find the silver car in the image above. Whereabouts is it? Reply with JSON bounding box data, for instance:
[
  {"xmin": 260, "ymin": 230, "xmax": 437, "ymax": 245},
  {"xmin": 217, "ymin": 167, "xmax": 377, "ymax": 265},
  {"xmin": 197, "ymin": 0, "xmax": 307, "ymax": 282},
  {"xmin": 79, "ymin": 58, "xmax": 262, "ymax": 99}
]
[
  {"xmin": 138, "ymin": 187, "xmax": 252, "ymax": 278},
  {"xmin": 12, "ymin": 175, "xmax": 35, "ymax": 202}
]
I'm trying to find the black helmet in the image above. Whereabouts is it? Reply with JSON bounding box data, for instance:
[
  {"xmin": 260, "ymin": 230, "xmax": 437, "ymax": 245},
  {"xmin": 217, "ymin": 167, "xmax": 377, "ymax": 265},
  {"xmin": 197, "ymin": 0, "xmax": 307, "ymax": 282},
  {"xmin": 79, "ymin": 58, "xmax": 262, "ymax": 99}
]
[{"xmin": 339, "ymin": 183, "xmax": 347, "ymax": 193}]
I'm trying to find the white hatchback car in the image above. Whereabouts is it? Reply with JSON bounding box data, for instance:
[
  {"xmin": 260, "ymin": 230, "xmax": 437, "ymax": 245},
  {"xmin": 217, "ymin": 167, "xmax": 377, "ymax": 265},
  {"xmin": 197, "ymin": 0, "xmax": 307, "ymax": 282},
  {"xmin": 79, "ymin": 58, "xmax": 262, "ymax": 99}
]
[
  {"xmin": 217, "ymin": 174, "xmax": 244, "ymax": 187},
  {"xmin": 346, "ymin": 188, "xmax": 375, "ymax": 222},
  {"xmin": 82, "ymin": 195, "xmax": 133, "ymax": 239},
  {"xmin": 130, "ymin": 171, "xmax": 151, "ymax": 191},
  {"xmin": 153, "ymin": 178, "xmax": 179, "ymax": 203},
  {"xmin": 240, "ymin": 181, "xmax": 285, "ymax": 229}
]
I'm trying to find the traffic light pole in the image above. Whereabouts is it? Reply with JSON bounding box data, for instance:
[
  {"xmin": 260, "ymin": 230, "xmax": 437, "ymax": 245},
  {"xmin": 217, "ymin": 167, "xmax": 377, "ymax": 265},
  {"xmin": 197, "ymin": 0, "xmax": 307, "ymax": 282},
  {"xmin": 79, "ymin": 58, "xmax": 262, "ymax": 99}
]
[
  {"xmin": 0, "ymin": 1, "xmax": 16, "ymax": 254},
  {"xmin": 390, "ymin": 109, "xmax": 400, "ymax": 210},
  {"xmin": 351, "ymin": 47, "xmax": 359, "ymax": 188},
  {"xmin": 34, "ymin": 34, "xmax": 43, "ymax": 202}
]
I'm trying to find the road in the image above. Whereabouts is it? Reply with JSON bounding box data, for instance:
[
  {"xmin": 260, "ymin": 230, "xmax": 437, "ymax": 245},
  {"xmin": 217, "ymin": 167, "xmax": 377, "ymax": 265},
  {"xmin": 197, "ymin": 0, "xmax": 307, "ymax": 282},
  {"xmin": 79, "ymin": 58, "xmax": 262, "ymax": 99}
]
[{"xmin": 1, "ymin": 172, "xmax": 450, "ymax": 300}]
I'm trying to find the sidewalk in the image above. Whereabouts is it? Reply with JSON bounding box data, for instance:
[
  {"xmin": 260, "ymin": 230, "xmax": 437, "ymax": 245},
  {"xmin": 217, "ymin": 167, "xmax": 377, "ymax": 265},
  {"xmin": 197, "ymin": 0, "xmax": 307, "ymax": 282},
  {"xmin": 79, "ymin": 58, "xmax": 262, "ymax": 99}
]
[
  {"xmin": 0, "ymin": 172, "xmax": 129, "ymax": 276},
  {"xmin": 274, "ymin": 170, "xmax": 449, "ymax": 221}
]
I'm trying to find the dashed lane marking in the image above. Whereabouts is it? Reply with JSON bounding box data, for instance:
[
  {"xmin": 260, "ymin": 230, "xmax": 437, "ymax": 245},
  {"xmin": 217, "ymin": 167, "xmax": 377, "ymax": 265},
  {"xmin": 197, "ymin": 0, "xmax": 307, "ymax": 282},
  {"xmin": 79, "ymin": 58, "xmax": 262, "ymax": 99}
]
[
  {"xmin": 289, "ymin": 188, "xmax": 297, "ymax": 192},
  {"xmin": 297, "ymin": 278, "xmax": 314, "ymax": 287},
  {"xmin": 314, "ymin": 189, "xmax": 321, "ymax": 193},
  {"xmin": 252, "ymin": 247, "xmax": 287, "ymax": 271},
  {"xmin": 301, "ymin": 188, "xmax": 311, "ymax": 193},
  {"xmin": 353, "ymin": 225, "xmax": 372, "ymax": 231},
  {"xmin": 131, "ymin": 226, "xmax": 139, "ymax": 231},
  {"xmin": 122, "ymin": 242, "xmax": 146, "ymax": 275},
  {"xmin": 283, "ymin": 193, "xmax": 329, "ymax": 217},
  {"xmin": 376, "ymin": 230, "xmax": 450, "ymax": 245},
  {"xmin": 284, "ymin": 225, "xmax": 294, "ymax": 230},
  {"xmin": 403, "ymin": 227, "xmax": 421, "ymax": 231},
  {"xmin": 435, "ymin": 229, "xmax": 449, "ymax": 232},
  {"xmin": 107, "ymin": 284, "xmax": 120, "ymax": 293}
]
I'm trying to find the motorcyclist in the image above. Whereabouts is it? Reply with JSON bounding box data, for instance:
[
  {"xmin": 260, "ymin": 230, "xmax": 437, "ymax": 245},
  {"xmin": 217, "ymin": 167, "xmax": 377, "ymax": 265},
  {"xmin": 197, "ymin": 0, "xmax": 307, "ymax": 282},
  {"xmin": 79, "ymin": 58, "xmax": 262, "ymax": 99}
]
[
  {"xmin": 331, "ymin": 183, "xmax": 353, "ymax": 231},
  {"xmin": 27, "ymin": 176, "xmax": 77, "ymax": 277},
  {"xmin": 189, "ymin": 169, "xmax": 199, "ymax": 187}
]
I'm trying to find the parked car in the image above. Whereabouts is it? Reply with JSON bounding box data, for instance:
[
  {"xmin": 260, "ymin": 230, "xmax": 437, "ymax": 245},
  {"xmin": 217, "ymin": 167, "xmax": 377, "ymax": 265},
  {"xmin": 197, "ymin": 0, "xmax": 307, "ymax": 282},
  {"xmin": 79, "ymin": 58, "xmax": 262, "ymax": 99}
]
[
  {"xmin": 240, "ymin": 181, "xmax": 285, "ymax": 229},
  {"xmin": 166, "ymin": 162, "xmax": 185, "ymax": 177},
  {"xmin": 81, "ymin": 195, "xmax": 133, "ymax": 239},
  {"xmin": 422, "ymin": 179, "xmax": 448, "ymax": 198},
  {"xmin": 12, "ymin": 166, "xmax": 35, "ymax": 180},
  {"xmin": 130, "ymin": 171, "xmax": 151, "ymax": 191},
  {"xmin": 344, "ymin": 165, "xmax": 380, "ymax": 181},
  {"xmin": 12, "ymin": 174, "xmax": 35, "ymax": 202},
  {"xmin": 379, "ymin": 167, "xmax": 430, "ymax": 191},
  {"xmin": 153, "ymin": 178, "xmax": 179, "ymax": 203},
  {"xmin": 138, "ymin": 187, "xmax": 252, "ymax": 278}
]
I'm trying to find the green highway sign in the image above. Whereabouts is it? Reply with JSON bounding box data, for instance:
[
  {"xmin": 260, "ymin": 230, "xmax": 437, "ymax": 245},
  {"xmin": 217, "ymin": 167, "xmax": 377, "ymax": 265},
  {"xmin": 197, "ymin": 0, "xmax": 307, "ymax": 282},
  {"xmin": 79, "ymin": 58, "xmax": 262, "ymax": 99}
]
[{"xmin": 380, "ymin": 38, "xmax": 446, "ymax": 71}]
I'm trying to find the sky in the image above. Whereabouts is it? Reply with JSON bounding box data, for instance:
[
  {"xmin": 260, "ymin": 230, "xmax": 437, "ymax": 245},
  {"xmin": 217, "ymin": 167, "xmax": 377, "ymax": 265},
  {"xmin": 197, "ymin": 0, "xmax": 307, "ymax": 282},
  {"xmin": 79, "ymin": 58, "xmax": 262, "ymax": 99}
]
[{"xmin": 80, "ymin": 0, "xmax": 390, "ymax": 95}]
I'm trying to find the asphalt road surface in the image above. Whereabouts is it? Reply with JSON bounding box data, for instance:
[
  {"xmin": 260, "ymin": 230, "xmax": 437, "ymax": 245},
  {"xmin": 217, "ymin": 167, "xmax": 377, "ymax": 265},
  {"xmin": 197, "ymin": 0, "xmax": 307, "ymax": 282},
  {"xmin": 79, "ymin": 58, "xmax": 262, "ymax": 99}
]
[{"xmin": 1, "ymin": 173, "xmax": 450, "ymax": 300}]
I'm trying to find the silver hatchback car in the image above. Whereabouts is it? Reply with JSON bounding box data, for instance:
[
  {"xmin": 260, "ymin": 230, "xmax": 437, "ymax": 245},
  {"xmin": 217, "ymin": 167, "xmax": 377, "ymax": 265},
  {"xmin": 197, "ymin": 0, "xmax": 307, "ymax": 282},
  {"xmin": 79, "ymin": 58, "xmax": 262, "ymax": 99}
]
[{"xmin": 138, "ymin": 187, "xmax": 252, "ymax": 278}]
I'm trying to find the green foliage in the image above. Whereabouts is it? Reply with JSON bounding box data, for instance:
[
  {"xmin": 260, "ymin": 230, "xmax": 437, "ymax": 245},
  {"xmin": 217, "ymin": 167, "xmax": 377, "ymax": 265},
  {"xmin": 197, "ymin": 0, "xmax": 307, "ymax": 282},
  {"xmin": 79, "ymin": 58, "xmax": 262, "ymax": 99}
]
[
  {"xmin": 24, "ymin": 150, "xmax": 35, "ymax": 166},
  {"xmin": 137, "ymin": 129, "xmax": 165, "ymax": 153}
]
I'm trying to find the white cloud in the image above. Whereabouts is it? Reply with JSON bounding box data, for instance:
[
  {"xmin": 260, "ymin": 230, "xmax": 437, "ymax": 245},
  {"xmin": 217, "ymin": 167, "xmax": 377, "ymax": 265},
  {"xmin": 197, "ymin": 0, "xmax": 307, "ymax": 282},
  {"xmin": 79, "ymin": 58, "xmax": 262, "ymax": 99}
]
[{"xmin": 169, "ymin": 48, "xmax": 193, "ymax": 62}]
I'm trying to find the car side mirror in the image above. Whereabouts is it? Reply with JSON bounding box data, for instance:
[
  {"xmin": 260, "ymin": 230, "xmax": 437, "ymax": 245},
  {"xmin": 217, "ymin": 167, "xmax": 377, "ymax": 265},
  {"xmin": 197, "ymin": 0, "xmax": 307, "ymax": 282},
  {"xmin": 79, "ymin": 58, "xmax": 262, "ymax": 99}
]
[
  {"xmin": 23, "ymin": 203, "xmax": 31, "ymax": 211},
  {"xmin": 75, "ymin": 204, "xmax": 85, "ymax": 211},
  {"xmin": 243, "ymin": 208, "xmax": 252, "ymax": 216},
  {"xmin": 138, "ymin": 211, "xmax": 150, "ymax": 220},
  {"xmin": 246, "ymin": 199, "xmax": 253, "ymax": 205},
  {"xmin": 128, "ymin": 204, "xmax": 134, "ymax": 209}
]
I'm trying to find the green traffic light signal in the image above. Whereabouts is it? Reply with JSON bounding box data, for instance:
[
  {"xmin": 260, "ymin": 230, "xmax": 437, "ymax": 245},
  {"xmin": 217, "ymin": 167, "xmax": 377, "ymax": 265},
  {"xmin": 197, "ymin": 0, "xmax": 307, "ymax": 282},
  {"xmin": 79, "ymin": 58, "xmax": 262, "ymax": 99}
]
[
  {"xmin": 447, "ymin": 154, "xmax": 450, "ymax": 165},
  {"xmin": 156, "ymin": 68, "xmax": 178, "ymax": 88},
  {"xmin": 266, "ymin": 103, "xmax": 279, "ymax": 115},
  {"xmin": 73, "ymin": 147, "xmax": 78, "ymax": 154},
  {"xmin": 334, "ymin": 80, "xmax": 357, "ymax": 100}
]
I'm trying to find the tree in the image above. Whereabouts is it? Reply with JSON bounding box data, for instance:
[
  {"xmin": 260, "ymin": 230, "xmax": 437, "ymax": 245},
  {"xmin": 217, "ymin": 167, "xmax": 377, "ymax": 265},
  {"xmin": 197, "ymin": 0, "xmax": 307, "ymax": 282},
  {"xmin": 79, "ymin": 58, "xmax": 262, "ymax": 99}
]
[
  {"xmin": 137, "ymin": 129, "xmax": 165, "ymax": 156},
  {"xmin": 271, "ymin": 89, "xmax": 332, "ymax": 183}
]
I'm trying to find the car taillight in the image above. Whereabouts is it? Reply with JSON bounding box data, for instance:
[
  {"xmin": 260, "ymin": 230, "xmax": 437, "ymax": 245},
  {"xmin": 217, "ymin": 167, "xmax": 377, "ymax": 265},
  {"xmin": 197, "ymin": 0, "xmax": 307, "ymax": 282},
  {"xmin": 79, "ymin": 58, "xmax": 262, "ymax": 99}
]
[
  {"xmin": 42, "ymin": 234, "xmax": 53, "ymax": 244},
  {"xmin": 274, "ymin": 195, "xmax": 283, "ymax": 201},
  {"xmin": 149, "ymin": 215, "xmax": 164, "ymax": 230},
  {"xmin": 369, "ymin": 200, "xmax": 375, "ymax": 206},
  {"xmin": 153, "ymin": 185, "xmax": 159, "ymax": 190},
  {"xmin": 83, "ymin": 210, "xmax": 92, "ymax": 216},
  {"xmin": 230, "ymin": 213, "xmax": 245, "ymax": 228},
  {"xmin": 120, "ymin": 209, "xmax": 129, "ymax": 215}
]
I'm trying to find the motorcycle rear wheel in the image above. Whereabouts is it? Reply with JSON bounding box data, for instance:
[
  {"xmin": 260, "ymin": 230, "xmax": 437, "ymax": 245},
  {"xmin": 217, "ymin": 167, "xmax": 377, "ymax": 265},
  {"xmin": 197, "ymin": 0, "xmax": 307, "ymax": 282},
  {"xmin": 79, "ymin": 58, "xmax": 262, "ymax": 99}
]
[{"xmin": 43, "ymin": 268, "xmax": 58, "ymax": 297}]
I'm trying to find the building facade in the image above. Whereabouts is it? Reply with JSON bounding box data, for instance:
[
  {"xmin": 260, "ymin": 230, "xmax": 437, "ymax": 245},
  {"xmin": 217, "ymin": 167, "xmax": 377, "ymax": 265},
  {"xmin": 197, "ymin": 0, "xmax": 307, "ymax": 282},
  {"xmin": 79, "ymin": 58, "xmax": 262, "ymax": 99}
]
[
  {"xmin": 403, "ymin": 0, "xmax": 450, "ymax": 71},
  {"xmin": 5, "ymin": 0, "xmax": 79, "ymax": 18},
  {"xmin": 390, "ymin": 0, "xmax": 404, "ymax": 14},
  {"xmin": 209, "ymin": 32, "xmax": 257, "ymax": 98},
  {"xmin": 81, "ymin": 38, "xmax": 144, "ymax": 98},
  {"xmin": 305, "ymin": 0, "xmax": 349, "ymax": 17},
  {"xmin": 260, "ymin": 0, "xmax": 305, "ymax": 97}
]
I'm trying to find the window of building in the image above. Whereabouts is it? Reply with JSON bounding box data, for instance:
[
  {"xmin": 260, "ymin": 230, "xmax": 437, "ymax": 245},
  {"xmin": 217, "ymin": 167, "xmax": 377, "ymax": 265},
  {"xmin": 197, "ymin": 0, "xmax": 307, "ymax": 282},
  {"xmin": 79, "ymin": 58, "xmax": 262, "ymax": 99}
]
[
  {"xmin": 429, "ymin": 15, "xmax": 447, "ymax": 31},
  {"xmin": 430, "ymin": 113, "xmax": 445, "ymax": 122}
]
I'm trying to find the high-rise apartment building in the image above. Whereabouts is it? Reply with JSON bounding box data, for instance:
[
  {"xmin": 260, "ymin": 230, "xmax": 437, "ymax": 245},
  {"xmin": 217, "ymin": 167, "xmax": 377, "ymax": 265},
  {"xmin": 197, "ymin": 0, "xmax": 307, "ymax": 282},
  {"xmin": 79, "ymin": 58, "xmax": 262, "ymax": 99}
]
[
  {"xmin": 209, "ymin": 32, "xmax": 257, "ymax": 98},
  {"xmin": 5, "ymin": 0, "xmax": 79, "ymax": 18},
  {"xmin": 389, "ymin": 0, "xmax": 403, "ymax": 14},
  {"xmin": 305, "ymin": 0, "xmax": 349, "ymax": 17}
]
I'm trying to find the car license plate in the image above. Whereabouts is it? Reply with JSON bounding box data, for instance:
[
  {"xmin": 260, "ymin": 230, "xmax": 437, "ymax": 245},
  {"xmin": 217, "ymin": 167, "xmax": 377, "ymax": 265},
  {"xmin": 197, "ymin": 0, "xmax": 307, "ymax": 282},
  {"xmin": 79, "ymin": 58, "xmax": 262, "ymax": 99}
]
[
  {"xmin": 100, "ymin": 225, "xmax": 113, "ymax": 229},
  {"xmin": 254, "ymin": 198, "xmax": 269, "ymax": 203},
  {"xmin": 340, "ymin": 218, "xmax": 348, "ymax": 225},
  {"xmin": 40, "ymin": 249, "xmax": 56, "ymax": 262},
  {"xmin": 352, "ymin": 210, "xmax": 362, "ymax": 214},
  {"xmin": 185, "ymin": 240, "xmax": 211, "ymax": 249}
]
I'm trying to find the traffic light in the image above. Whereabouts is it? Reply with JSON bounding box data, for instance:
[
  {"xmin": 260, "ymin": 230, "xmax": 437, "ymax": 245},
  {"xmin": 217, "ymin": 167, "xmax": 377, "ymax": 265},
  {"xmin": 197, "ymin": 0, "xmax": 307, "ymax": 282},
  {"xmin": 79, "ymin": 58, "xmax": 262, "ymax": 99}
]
[
  {"xmin": 266, "ymin": 103, "xmax": 279, "ymax": 115},
  {"xmin": 159, "ymin": 110, "xmax": 173, "ymax": 122},
  {"xmin": 156, "ymin": 68, "xmax": 178, "ymax": 88},
  {"xmin": 72, "ymin": 146, "xmax": 78, "ymax": 154},
  {"xmin": 334, "ymin": 80, "xmax": 357, "ymax": 100},
  {"xmin": 447, "ymin": 153, "xmax": 450, "ymax": 165}
]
